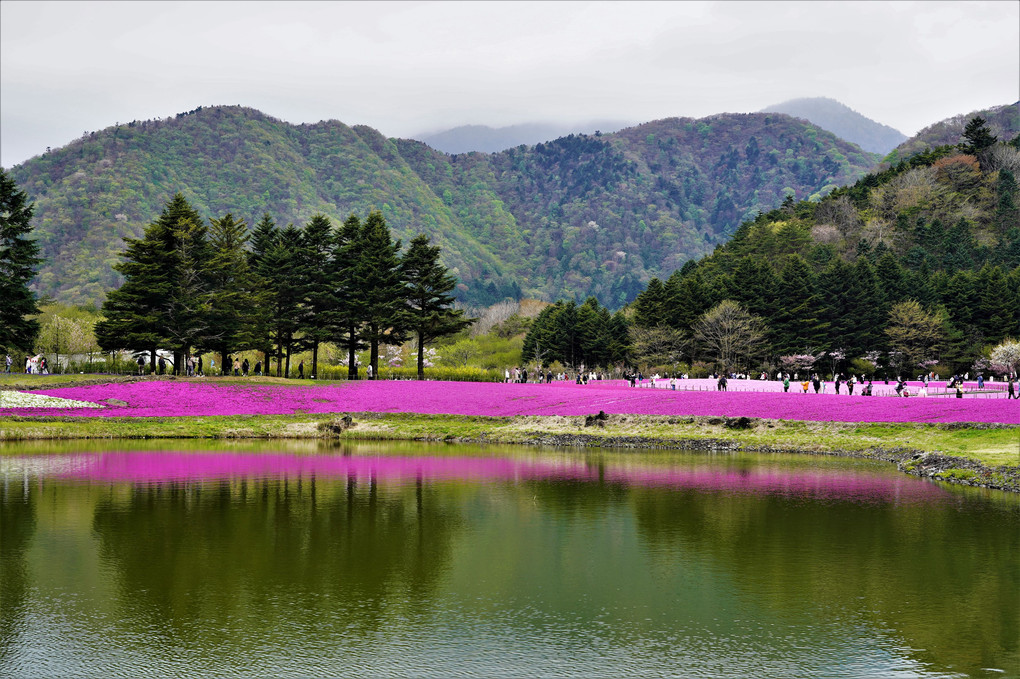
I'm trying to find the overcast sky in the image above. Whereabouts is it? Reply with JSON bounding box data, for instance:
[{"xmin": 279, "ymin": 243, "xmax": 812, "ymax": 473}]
[{"xmin": 2, "ymin": 0, "xmax": 1018, "ymax": 168}]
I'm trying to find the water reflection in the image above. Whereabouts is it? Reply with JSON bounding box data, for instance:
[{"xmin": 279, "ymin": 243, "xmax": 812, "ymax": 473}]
[
  {"xmin": 1, "ymin": 444, "xmax": 1017, "ymax": 678},
  {"xmin": 17, "ymin": 448, "xmax": 964, "ymax": 505}
]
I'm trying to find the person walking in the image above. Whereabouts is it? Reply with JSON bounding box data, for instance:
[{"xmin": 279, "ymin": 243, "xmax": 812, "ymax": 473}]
[
  {"xmin": 783, "ymin": 374, "xmax": 790, "ymax": 393},
  {"xmin": 5, "ymin": 354, "xmax": 11, "ymax": 373},
  {"xmin": 233, "ymin": 358, "xmax": 240, "ymax": 376},
  {"xmin": 1008, "ymin": 376, "xmax": 1016, "ymax": 399},
  {"xmin": 137, "ymin": 355, "xmax": 145, "ymax": 375},
  {"xmin": 298, "ymin": 361, "xmax": 305, "ymax": 379},
  {"xmin": 242, "ymin": 358, "xmax": 249, "ymax": 376}
]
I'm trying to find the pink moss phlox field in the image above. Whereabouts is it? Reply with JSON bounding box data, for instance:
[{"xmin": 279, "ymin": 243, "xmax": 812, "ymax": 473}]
[
  {"xmin": 42, "ymin": 451, "xmax": 951, "ymax": 504},
  {"xmin": 2, "ymin": 379, "xmax": 1017, "ymax": 424}
]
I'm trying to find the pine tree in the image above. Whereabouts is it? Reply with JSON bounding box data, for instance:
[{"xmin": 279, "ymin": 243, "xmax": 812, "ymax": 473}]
[
  {"xmin": 0, "ymin": 169, "xmax": 42, "ymax": 354},
  {"xmin": 299, "ymin": 214, "xmax": 335, "ymax": 378},
  {"xmin": 357, "ymin": 211, "xmax": 405, "ymax": 378},
  {"xmin": 162, "ymin": 214, "xmax": 215, "ymax": 366},
  {"xmin": 960, "ymin": 116, "xmax": 997, "ymax": 157},
  {"xmin": 632, "ymin": 278, "xmax": 667, "ymax": 328},
  {"xmin": 400, "ymin": 233, "xmax": 473, "ymax": 379},
  {"xmin": 96, "ymin": 193, "xmax": 205, "ymax": 372},
  {"xmin": 770, "ymin": 255, "xmax": 825, "ymax": 354},
  {"xmin": 265, "ymin": 225, "xmax": 307, "ymax": 377},
  {"xmin": 247, "ymin": 213, "xmax": 279, "ymax": 372},
  {"xmin": 331, "ymin": 214, "xmax": 368, "ymax": 379},
  {"xmin": 207, "ymin": 213, "xmax": 257, "ymax": 373}
]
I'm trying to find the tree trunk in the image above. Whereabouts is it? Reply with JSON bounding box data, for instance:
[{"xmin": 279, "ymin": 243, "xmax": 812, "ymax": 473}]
[
  {"xmin": 417, "ymin": 332, "xmax": 425, "ymax": 380},
  {"xmin": 347, "ymin": 322, "xmax": 358, "ymax": 380},
  {"xmin": 285, "ymin": 344, "xmax": 291, "ymax": 379},
  {"xmin": 220, "ymin": 348, "xmax": 229, "ymax": 377},
  {"xmin": 312, "ymin": 341, "xmax": 319, "ymax": 380},
  {"xmin": 150, "ymin": 347, "xmax": 157, "ymax": 376},
  {"xmin": 369, "ymin": 324, "xmax": 379, "ymax": 379}
]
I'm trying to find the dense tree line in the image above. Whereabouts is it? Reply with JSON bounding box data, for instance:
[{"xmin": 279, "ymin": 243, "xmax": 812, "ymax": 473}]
[{"xmin": 95, "ymin": 194, "xmax": 469, "ymax": 379}]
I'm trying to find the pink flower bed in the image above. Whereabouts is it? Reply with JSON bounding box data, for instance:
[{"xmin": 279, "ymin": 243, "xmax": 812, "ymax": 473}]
[{"xmin": 1, "ymin": 379, "xmax": 1016, "ymax": 424}]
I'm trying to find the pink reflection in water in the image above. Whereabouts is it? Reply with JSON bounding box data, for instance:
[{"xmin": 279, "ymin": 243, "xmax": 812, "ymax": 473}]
[{"xmin": 41, "ymin": 451, "xmax": 953, "ymax": 505}]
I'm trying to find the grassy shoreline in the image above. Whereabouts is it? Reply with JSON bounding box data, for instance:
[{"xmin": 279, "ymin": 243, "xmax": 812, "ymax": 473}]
[{"xmin": 2, "ymin": 410, "xmax": 1018, "ymax": 492}]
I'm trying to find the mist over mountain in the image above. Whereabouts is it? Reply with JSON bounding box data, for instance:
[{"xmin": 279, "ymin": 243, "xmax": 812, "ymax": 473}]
[
  {"xmin": 761, "ymin": 97, "xmax": 907, "ymax": 155},
  {"xmin": 415, "ymin": 120, "xmax": 634, "ymax": 154},
  {"xmin": 9, "ymin": 105, "xmax": 879, "ymax": 308}
]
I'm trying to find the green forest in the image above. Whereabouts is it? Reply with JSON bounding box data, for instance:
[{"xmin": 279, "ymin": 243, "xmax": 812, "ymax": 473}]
[
  {"xmin": 8, "ymin": 105, "xmax": 884, "ymax": 308},
  {"xmin": 523, "ymin": 118, "xmax": 1020, "ymax": 378}
]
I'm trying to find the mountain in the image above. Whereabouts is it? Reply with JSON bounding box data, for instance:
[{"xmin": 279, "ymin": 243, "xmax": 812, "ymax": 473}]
[
  {"xmin": 629, "ymin": 129, "xmax": 1020, "ymax": 367},
  {"xmin": 761, "ymin": 97, "xmax": 907, "ymax": 155},
  {"xmin": 885, "ymin": 102, "xmax": 1020, "ymax": 163},
  {"xmin": 9, "ymin": 106, "xmax": 877, "ymax": 309},
  {"xmin": 415, "ymin": 121, "xmax": 632, "ymax": 154}
]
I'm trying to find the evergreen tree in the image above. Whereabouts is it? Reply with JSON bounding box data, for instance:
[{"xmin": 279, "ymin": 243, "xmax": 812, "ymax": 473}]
[
  {"xmin": 247, "ymin": 213, "xmax": 279, "ymax": 372},
  {"xmin": 96, "ymin": 193, "xmax": 205, "ymax": 372},
  {"xmin": 357, "ymin": 211, "xmax": 405, "ymax": 378},
  {"xmin": 995, "ymin": 168, "xmax": 1019, "ymax": 233},
  {"xmin": 770, "ymin": 255, "xmax": 825, "ymax": 354},
  {"xmin": 400, "ymin": 233, "xmax": 473, "ymax": 379},
  {"xmin": 265, "ymin": 225, "xmax": 308, "ymax": 376},
  {"xmin": 632, "ymin": 278, "xmax": 667, "ymax": 328},
  {"xmin": 331, "ymin": 215, "xmax": 368, "ymax": 379},
  {"xmin": 960, "ymin": 116, "xmax": 997, "ymax": 157},
  {"xmin": 162, "ymin": 214, "xmax": 215, "ymax": 366},
  {"xmin": 207, "ymin": 213, "xmax": 257, "ymax": 373},
  {"xmin": 299, "ymin": 214, "xmax": 335, "ymax": 378},
  {"xmin": 0, "ymin": 169, "xmax": 42, "ymax": 354}
]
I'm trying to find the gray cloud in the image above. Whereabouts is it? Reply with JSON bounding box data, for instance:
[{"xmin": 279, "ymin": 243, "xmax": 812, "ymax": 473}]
[{"xmin": 2, "ymin": 0, "xmax": 1017, "ymax": 168}]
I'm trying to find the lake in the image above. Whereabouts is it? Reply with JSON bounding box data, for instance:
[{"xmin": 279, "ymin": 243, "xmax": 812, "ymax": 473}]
[{"xmin": 1, "ymin": 441, "xmax": 1017, "ymax": 678}]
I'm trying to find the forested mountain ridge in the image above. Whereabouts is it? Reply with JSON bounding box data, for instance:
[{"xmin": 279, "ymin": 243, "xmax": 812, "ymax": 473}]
[
  {"xmin": 626, "ymin": 121, "xmax": 1020, "ymax": 372},
  {"xmin": 885, "ymin": 102, "xmax": 1019, "ymax": 164},
  {"xmin": 10, "ymin": 105, "xmax": 876, "ymax": 308},
  {"xmin": 761, "ymin": 97, "xmax": 908, "ymax": 155}
]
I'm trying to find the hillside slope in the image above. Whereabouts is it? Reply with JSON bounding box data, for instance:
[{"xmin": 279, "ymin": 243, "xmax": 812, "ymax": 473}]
[
  {"xmin": 886, "ymin": 102, "xmax": 1020, "ymax": 162},
  {"xmin": 10, "ymin": 106, "xmax": 877, "ymax": 307}
]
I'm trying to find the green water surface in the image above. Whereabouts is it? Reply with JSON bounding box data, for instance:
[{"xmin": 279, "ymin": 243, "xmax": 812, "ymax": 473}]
[{"xmin": 1, "ymin": 441, "xmax": 1017, "ymax": 678}]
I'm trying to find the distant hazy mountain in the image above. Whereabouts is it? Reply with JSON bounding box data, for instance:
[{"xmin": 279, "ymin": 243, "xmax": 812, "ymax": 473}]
[
  {"xmin": 886, "ymin": 102, "xmax": 1020, "ymax": 162},
  {"xmin": 761, "ymin": 97, "xmax": 907, "ymax": 155},
  {"xmin": 415, "ymin": 121, "xmax": 632, "ymax": 154}
]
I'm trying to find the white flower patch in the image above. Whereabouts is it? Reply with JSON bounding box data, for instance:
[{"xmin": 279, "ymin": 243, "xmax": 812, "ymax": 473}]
[{"xmin": 0, "ymin": 391, "xmax": 105, "ymax": 409}]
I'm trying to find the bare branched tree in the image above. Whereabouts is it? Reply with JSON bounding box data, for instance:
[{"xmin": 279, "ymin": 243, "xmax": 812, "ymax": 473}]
[
  {"xmin": 630, "ymin": 325, "xmax": 686, "ymax": 371},
  {"xmin": 693, "ymin": 300, "xmax": 767, "ymax": 373}
]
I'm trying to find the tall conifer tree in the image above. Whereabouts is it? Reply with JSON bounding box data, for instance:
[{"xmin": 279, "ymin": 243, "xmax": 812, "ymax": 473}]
[
  {"xmin": 96, "ymin": 193, "xmax": 205, "ymax": 372},
  {"xmin": 207, "ymin": 213, "xmax": 257, "ymax": 372},
  {"xmin": 299, "ymin": 214, "xmax": 335, "ymax": 378},
  {"xmin": 400, "ymin": 233, "xmax": 473, "ymax": 379},
  {"xmin": 357, "ymin": 211, "xmax": 405, "ymax": 378},
  {"xmin": 0, "ymin": 169, "xmax": 42, "ymax": 354}
]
